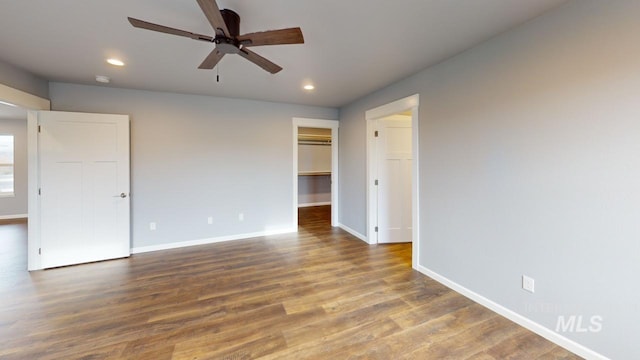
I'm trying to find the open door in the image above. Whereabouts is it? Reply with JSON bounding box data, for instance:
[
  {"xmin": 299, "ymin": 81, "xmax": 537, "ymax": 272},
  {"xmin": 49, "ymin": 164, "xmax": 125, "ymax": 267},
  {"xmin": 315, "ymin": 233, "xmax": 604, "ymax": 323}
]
[
  {"xmin": 375, "ymin": 116, "xmax": 412, "ymax": 243},
  {"xmin": 38, "ymin": 111, "xmax": 130, "ymax": 268}
]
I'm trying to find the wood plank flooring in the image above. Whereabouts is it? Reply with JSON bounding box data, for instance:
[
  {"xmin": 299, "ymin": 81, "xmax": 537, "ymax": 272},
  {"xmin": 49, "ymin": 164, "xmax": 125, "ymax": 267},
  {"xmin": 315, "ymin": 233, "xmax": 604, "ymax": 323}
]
[{"xmin": 0, "ymin": 208, "xmax": 581, "ymax": 359}]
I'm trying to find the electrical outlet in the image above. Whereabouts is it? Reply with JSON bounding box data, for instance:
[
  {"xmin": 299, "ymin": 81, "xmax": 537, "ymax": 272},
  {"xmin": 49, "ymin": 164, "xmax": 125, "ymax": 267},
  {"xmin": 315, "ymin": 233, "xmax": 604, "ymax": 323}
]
[
  {"xmin": 207, "ymin": 216, "xmax": 213, "ymax": 225},
  {"xmin": 522, "ymin": 275, "xmax": 535, "ymax": 293},
  {"xmin": 238, "ymin": 213, "xmax": 244, "ymax": 222},
  {"xmin": 149, "ymin": 222, "xmax": 157, "ymax": 231}
]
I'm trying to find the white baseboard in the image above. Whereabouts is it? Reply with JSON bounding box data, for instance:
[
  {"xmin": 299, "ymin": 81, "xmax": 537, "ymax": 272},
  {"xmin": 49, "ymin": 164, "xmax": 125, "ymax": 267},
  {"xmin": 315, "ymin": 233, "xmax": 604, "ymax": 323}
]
[
  {"xmin": 131, "ymin": 227, "xmax": 296, "ymax": 254},
  {"xmin": 0, "ymin": 214, "xmax": 27, "ymax": 220},
  {"xmin": 416, "ymin": 265, "xmax": 609, "ymax": 360},
  {"xmin": 338, "ymin": 223, "xmax": 368, "ymax": 243},
  {"xmin": 298, "ymin": 201, "xmax": 331, "ymax": 208}
]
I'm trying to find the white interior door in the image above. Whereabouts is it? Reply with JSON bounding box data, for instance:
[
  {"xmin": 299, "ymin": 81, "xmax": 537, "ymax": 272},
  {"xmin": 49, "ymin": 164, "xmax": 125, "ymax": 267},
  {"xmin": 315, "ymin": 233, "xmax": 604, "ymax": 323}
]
[
  {"xmin": 376, "ymin": 116, "xmax": 412, "ymax": 243},
  {"xmin": 39, "ymin": 111, "xmax": 130, "ymax": 268}
]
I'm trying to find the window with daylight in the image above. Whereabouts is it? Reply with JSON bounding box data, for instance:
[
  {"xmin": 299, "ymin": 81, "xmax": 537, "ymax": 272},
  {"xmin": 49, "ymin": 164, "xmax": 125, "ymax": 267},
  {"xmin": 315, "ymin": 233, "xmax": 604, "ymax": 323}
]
[{"xmin": 0, "ymin": 135, "xmax": 14, "ymax": 197}]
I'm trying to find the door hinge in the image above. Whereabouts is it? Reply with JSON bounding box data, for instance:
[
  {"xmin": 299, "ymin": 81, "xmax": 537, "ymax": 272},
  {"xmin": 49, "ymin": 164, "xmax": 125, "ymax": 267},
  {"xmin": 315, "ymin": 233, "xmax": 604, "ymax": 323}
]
[
  {"xmin": 38, "ymin": 188, "xmax": 41, "ymax": 195},
  {"xmin": 39, "ymin": 248, "xmax": 41, "ymax": 255},
  {"xmin": 374, "ymin": 130, "xmax": 379, "ymax": 137},
  {"xmin": 38, "ymin": 125, "xmax": 41, "ymax": 133},
  {"xmin": 374, "ymin": 179, "xmax": 379, "ymax": 186},
  {"xmin": 375, "ymin": 226, "xmax": 378, "ymax": 232}
]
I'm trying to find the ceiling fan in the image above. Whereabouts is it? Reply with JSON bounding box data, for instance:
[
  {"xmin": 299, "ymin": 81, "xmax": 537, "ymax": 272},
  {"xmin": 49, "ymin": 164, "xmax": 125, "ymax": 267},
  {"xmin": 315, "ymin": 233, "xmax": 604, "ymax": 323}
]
[{"xmin": 128, "ymin": 0, "xmax": 304, "ymax": 74}]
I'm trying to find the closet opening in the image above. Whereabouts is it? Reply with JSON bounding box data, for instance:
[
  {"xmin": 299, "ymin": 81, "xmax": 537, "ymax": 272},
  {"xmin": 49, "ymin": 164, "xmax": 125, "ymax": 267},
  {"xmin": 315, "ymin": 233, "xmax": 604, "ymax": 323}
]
[
  {"xmin": 297, "ymin": 127, "xmax": 332, "ymax": 228},
  {"xmin": 291, "ymin": 118, "xmax": 339, "ymax": 230}
]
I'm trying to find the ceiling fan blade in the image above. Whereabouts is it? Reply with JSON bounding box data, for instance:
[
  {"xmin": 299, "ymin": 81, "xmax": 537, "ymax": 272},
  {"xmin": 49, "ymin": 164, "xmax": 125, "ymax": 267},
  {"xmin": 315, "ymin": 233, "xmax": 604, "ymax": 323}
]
[
  {"xmin": 238, "ymin": 48, "xmax": 283, "ymax": 74},
  {"xmin": 198, "ymin": 49, "xmax": 225, "ymax": 69},
  {"xmin": 196, "ymin": 0, "xmax": 229, "ymax": 37},
  {"xmin": 128, "ymin": 17, "xmax": 213, "ymax": 42},
  {"xmin": 237, "ymin": 28, "xmax": 304, "ymax": 47}
]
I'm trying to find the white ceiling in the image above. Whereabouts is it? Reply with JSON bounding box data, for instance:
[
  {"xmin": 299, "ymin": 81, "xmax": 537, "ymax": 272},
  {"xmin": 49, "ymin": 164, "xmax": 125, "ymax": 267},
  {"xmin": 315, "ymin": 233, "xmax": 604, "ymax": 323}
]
[{"xmin": 0, "ymin": 0, "xmax": 567, "ymax": 108}]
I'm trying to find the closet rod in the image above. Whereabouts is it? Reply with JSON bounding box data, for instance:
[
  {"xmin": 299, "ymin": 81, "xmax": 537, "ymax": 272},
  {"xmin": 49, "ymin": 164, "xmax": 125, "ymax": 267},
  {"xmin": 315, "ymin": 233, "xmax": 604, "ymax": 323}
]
[{"xmin": 298, "ymin": 140, "xmax": 331, "ymax": 146}]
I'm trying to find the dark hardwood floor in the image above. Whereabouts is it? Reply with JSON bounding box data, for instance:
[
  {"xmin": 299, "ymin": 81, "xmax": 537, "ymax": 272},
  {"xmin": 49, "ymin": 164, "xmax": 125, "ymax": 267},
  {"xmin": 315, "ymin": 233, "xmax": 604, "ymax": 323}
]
[{"xmin": 0, "ymin": 208, "xmax": 580, "ymax": 359}]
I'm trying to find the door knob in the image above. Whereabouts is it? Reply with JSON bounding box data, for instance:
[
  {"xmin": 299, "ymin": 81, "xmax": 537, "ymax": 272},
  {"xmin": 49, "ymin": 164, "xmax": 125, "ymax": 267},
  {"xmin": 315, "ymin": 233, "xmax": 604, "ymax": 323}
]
[{"xmin": 113, "ymin": 193, "xmax": 127, "ymax": 198}]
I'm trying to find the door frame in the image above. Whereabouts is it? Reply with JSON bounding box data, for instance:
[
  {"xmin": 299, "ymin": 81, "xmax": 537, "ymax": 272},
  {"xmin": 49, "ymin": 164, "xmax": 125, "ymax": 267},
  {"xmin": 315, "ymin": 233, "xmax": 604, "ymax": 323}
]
[
  {"xmin": 292, "ymin": 117, "xmax": 339, "ymax": 228},
  {"xmin": 366, "ymin": 94, "xmax": 420, "ymax": 269},
  {"xmin": 0, "ymin": 83, "xmax": 51, "ymax": 271}
]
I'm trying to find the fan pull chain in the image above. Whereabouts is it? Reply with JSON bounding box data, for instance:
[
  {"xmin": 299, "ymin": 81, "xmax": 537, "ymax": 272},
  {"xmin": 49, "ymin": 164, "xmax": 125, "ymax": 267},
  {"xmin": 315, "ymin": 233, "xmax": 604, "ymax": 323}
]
[{"xmin": 216, "ymin": 65, "xmax": 220, "ymax": 83}]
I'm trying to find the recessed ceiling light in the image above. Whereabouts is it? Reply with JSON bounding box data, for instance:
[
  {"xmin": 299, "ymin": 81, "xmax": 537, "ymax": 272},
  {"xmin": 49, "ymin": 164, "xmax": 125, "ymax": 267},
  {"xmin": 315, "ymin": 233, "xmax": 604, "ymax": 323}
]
[
  {"xmin": 95, "ymin": 75, "xmax": 111, "ymax": 83},
  {"xmin": 107, "ymin": 58, "xmax": 125, "ymax": 66},
  {"xmin": 303, "ymin": 84, "xmax": 315, "ymax": 91}
]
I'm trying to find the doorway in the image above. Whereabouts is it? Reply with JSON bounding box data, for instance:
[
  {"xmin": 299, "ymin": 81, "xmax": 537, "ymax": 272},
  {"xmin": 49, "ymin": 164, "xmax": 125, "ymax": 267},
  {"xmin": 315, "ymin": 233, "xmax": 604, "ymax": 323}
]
[
  {"xmin": 292, "ymin": 118, "xmax": 339, "ymax": 229},
  {"xmin": 366, "ymin": 94, "xmax": 420, "ymax": 269},
  {"xmin": 0, "ymin": 83, "xmax": 50, "ymax": 271},
  {"xmin": 1, "ymin": 83, "xmax": 131, "ymax": 271},
  {"xmin": 0, "ymin": 101, "xmax": 28, "ymax": 272}
]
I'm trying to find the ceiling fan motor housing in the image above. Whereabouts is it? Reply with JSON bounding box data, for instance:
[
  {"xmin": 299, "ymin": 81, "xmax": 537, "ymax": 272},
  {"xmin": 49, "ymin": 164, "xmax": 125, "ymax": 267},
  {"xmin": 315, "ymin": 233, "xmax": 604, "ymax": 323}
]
[
  {"xmin": 213, "ymin": 9, "xmax": 241, "ymax": 54},
  {"xmin": 220, "ymin": 9, "xmax": 240, "ymax": 37}
]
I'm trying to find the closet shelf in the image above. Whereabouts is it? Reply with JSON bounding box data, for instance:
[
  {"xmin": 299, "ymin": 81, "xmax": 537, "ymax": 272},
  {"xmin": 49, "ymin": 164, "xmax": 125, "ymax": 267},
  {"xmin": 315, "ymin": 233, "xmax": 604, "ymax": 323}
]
[{"xmin": 298, "ymin": 171, "xmax": 331, "ymax": 176}]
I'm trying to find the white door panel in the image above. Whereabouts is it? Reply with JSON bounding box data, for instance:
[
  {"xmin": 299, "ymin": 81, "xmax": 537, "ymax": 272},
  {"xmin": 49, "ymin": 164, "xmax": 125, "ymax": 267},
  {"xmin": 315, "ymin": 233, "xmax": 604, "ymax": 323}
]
[
  {"xmin": 377, "ymin": 118, "xmax": 412, "ymax": 244},
  {"xmin": 39, "ymin": 111, "xmax": 130, "ymax": 268}
]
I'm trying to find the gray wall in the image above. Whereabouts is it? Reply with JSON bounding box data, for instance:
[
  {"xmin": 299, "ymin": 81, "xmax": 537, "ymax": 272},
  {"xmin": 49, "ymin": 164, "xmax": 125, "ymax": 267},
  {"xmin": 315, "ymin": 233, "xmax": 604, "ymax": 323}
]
[
  {"xmin": 49, "ymin": 82, "xmax": 337, "ymax": 249},
  {"xmin": 338, "ymin": 0, "xmax": 639, "ymax": 358},
  {"xmin": 0, "ymin": 58, "xmax": 49, "ymax": 99},
  {"xmin": 338, "ymin": 104, "xmax": 367, "ymax": 234},
  {"xmin": 0, "ymin": 119, "xmax": 27, "ymax": 217}
]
